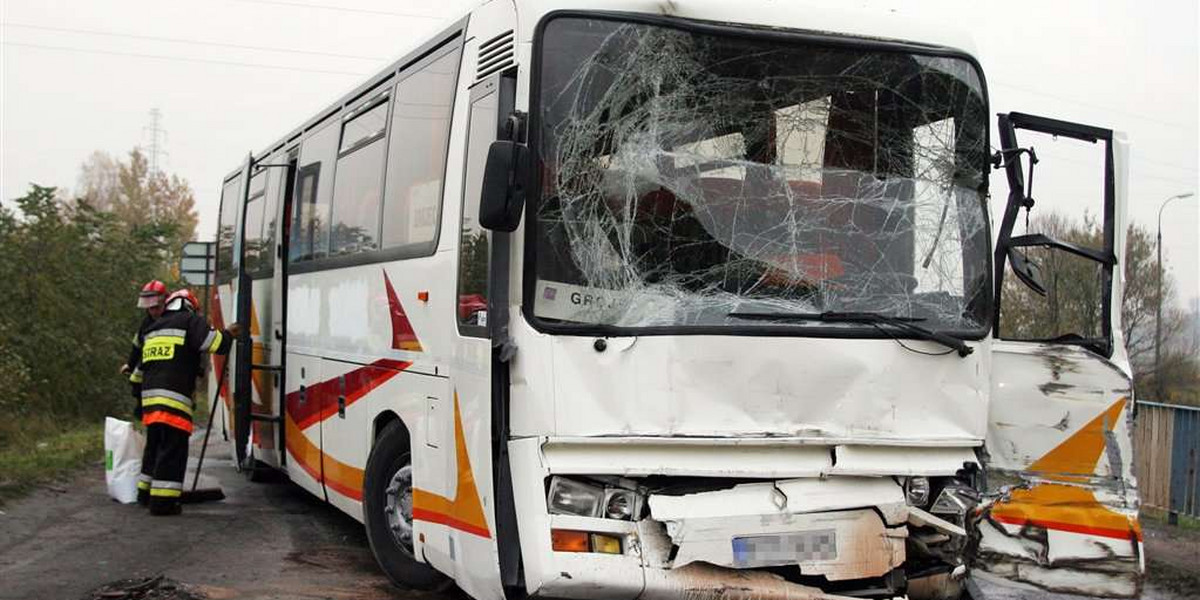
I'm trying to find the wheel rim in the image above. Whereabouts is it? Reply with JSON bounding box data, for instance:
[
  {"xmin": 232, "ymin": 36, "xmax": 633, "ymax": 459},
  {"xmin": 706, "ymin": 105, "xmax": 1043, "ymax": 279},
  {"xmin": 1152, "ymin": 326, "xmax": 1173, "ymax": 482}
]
[{"xmin": 384, "ymin": 463, "xmax": 415, "ymax": 553}]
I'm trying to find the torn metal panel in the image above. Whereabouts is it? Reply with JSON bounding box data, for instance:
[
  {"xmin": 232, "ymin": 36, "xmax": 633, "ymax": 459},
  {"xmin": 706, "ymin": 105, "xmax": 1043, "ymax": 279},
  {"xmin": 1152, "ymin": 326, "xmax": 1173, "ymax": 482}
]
[
  {"xmin": 640, "ymin": 562, "xmax": 855, "ymax": 600},
  {"xmin": 662, "ymin": 509, "xmax": 904, "ymax": 581},
  {"xmin": 649, "ymin": 477, "xmax": 907, "ymax": 524},
  {"xmin": 648, "ymin": 478, "xmax": 906, "ymax": 580},
  {"xmin": 827, "ymin": 445, "xmax": 979, "ymax": 477},
  {"xmin": 977, "ymin": 341, "xmax": 1142, "ymax": 596},
  {"xmin": 907, "ymin": 506, "xmax": 965, "ymax": 539}
]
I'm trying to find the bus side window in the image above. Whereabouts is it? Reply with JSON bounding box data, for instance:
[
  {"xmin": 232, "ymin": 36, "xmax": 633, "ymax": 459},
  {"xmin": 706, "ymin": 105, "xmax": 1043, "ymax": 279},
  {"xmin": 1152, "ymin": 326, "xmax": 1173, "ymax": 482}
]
[
  {"xmin": 291, "ymin": 121, "xmax": 339, "ymax": 262},
  {"xmin": 216, "ymin": 175, "xmax": 242, "ymax": 284},
  {"xmin": 257, "ymin": 153, "xmax": 283, "ymax": 274},
  {"xmin": 330, "ymin": 99, "xmax": 389, "ymax": 256},
  {"xmin": 242, "ymin": 172, "xmax": 267, "ymax": 275},
  {"xmin": 457, "ymin": 90, "xmax": 499, "ymax": 335},
  {"xmin": 289, "ymin": 164, "xmax": 320, "ymax": 262},
  {"xmin": 381, "ymin": 46, "xmax": 462, "ymax": 254}
]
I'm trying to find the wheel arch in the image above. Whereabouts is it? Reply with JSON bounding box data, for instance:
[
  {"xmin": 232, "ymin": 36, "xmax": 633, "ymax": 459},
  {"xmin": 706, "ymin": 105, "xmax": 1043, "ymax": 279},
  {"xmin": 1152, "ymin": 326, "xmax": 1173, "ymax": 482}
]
[{"xmin": 371, "ymin": 410, "xmax": 410, "ymax": 449}]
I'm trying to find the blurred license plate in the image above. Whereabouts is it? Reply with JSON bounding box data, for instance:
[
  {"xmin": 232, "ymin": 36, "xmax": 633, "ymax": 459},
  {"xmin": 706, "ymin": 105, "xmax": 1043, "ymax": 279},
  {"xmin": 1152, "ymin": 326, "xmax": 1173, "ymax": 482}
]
[{"xmin": 732, "ymin": 530, "xmax": 837, "ymax": 567}]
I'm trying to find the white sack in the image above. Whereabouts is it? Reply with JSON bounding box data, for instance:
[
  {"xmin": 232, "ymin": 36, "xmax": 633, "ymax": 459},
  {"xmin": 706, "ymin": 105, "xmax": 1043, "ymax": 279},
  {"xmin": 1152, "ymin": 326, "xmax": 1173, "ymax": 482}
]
[{"xmin": 104, "ymin": 417, "xmax": 144, "ymax": 504}]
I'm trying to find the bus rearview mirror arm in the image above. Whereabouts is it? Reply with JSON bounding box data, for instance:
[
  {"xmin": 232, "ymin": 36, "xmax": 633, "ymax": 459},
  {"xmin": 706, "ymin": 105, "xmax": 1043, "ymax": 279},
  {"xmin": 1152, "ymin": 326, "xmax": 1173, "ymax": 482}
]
[{"xmin": 479, "ymin": 140, "xmax": 528, "ymax": 232}]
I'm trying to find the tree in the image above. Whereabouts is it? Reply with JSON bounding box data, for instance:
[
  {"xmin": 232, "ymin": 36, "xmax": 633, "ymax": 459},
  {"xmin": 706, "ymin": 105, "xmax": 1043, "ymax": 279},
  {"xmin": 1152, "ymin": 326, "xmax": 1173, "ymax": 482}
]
[
  {"xmin": 76, "ymin": 149, "xmax": 198, "ymax": 280},
  {"xmin": 999, "ymin": 211, "xmax": 1199, "ymax": 405}
]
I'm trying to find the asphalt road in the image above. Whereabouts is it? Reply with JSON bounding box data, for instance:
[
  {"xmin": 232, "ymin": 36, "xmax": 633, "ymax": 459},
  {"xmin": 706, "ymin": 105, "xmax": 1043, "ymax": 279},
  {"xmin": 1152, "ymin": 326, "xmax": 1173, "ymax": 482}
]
[
  {"xmin": 0, "ymin": 430, "xmax": 1194, "ymax": 600},
  {"xmin": 0, "ymin": 431, "xmax": 451, "ymax": 600}
]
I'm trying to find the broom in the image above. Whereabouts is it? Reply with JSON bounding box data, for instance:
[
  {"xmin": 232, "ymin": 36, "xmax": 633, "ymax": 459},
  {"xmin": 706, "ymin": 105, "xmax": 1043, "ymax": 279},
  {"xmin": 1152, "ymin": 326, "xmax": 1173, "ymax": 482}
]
[{"xmin": 181, "ymin": 358, "xmax": 228, "ymax": 503}]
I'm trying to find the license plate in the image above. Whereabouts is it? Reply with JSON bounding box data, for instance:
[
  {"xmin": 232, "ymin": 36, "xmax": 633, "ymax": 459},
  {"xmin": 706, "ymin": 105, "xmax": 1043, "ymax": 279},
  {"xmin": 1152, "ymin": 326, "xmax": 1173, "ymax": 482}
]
[{"xmin": 732, "ymin": 530, "xmax": 838, "ymax": 567}]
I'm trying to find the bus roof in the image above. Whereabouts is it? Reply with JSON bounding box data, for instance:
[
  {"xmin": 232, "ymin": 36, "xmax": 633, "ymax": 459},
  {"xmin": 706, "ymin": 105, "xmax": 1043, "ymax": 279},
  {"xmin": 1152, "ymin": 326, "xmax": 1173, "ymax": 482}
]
[{"xmin": 223, "ymin": 0, "xmax": 979, "ymax": 182}]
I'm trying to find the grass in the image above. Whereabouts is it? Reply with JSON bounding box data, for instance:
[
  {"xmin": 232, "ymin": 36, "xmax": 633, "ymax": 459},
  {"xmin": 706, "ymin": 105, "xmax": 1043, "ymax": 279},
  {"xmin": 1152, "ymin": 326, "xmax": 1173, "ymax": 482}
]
[
  {"xmin": 0, "ymin": 416, "xmax": 106, "ymax": 504},
  {"xmin": 1142, "ymin": 507, "xmax": 1200, "ymax": 531}
]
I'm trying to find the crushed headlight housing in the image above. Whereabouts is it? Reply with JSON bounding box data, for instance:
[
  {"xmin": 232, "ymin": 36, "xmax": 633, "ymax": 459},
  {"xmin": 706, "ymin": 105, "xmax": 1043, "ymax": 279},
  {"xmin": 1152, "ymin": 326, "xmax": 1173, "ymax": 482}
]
[
  {"xmin": 547, "ymin": 476, "xmax": 604, "ymax": 517},
  {"xmin": 930, "ymin": 482, "xmax": 979, "ymax": 517},
  {"xmin": 904, "ymin": 476, "xmax": 931, "ymax": 507}
]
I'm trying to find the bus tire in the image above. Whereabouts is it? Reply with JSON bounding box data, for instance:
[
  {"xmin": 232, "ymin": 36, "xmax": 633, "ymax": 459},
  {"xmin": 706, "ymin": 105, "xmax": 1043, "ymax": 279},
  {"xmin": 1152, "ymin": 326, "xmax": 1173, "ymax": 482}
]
[{"xmin": 363, "ymin": 420, "xmax": 447, "ymax": 590}]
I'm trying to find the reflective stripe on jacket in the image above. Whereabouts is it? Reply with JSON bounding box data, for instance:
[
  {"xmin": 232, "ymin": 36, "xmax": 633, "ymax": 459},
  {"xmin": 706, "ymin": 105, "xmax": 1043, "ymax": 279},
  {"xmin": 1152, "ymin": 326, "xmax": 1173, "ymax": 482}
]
[{"xmin": 139, "ymin": 308, "xmax": 233, "ymax": 432}]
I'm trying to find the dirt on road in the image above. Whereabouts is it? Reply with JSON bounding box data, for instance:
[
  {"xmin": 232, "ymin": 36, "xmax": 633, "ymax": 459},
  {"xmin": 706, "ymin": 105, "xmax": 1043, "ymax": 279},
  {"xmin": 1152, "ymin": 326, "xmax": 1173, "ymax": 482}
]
[{"xmin": 0, "ymin": 432, "xmax": 452, "ymax": 600}]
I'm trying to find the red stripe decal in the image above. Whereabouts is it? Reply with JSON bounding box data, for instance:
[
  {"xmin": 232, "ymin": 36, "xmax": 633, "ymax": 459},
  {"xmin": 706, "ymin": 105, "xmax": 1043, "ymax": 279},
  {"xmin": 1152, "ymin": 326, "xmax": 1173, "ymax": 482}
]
[
  {"xmin": 286, "ymin": 359, "xmax": 411, "ymax": 431},
  {"xmin": 412, "ymin": 508, "xmax": 492, "ymax": 538},
  {"xmin": 383, "ymin": 270, "xmax": 423, "ymax": 352},
  {"xmin": 992, "ymin": 514, "xmax": 1143, "ymax": 542},
  {"xmin": 324, "ymin": 475, "xmax": 364, "ymax": 502}
]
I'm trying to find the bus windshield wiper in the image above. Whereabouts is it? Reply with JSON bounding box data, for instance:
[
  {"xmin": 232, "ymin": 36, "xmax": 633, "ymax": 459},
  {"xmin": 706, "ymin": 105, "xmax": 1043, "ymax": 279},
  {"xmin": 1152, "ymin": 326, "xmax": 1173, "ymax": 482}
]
[{"xmin": 727, "ymin": 310, "xmax": 974, "ymax": 357}]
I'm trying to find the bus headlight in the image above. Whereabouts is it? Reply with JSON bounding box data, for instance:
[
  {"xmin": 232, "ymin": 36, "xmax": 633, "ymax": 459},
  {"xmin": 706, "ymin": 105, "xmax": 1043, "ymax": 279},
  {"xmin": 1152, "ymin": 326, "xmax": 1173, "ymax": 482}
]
[
  {"xmin": 547, "ymin": 476, "xmax": 604, "ymax": 517},
  {"xmin": 603, "ymin": 488, "xmax": 639, "ymax": 520},
  {"xmin": 904, "ymin": 476, "xmax": 931, "ymax": 507}
]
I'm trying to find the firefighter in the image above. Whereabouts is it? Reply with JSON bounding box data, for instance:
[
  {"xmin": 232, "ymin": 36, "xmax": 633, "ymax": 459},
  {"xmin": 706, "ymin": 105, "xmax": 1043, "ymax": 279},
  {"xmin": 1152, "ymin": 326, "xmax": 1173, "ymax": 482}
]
[
  {"xmin": 123, "ymin": 280, "xmax": 168, "ymax": 423},
  {"xmin": 137, "ymin": 289, "xmax": 240, "ymax": 515}
]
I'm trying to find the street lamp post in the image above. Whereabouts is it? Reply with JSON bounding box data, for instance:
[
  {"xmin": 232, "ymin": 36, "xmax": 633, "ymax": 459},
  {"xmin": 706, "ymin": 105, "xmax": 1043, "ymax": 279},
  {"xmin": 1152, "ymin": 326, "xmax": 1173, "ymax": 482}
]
[{"xmin": 1155, "ymin": 192, "xmax": 1195, "ymax": 400}]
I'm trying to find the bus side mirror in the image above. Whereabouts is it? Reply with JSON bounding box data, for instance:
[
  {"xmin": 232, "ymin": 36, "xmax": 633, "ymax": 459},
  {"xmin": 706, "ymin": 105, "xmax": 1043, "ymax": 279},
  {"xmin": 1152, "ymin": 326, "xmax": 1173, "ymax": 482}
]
[
  {"xmin": 1007, "ymin": 246, "xmax": 1047, "ymax": 297},
  {"xmin": 479, "ymin": 140, "xmax": 528, "ymax": 232}
]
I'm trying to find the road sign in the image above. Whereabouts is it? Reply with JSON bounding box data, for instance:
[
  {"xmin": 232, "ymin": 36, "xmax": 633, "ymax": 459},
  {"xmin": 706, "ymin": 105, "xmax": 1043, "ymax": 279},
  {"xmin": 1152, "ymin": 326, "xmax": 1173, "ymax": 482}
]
[
  {"xmin": 180, "ymin": 241, "xmax": 215, "ymax": 287},
  {"xmin": 183, "ymin": 241, "xmax": 215, "ymax": 258}
]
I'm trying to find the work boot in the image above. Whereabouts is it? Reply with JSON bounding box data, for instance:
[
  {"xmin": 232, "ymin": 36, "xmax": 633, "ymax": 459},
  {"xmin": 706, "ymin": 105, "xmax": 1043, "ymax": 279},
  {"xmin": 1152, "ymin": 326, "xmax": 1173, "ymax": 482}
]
[
  {"xmin": 148, "ymin": 500, "xmax": 182, "ymax": 516},
  {"xmin": 148, "ymin": 501, "xmax": 181, "ymax": 516},
  {"xmin": 136, "ymin": 489, "xmax": 149, "ymax": 507}
]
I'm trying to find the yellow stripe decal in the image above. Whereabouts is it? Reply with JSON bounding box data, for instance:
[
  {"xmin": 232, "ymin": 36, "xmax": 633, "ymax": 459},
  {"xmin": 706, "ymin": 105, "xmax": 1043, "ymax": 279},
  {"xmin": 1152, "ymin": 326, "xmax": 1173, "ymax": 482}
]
[{"xmin": 150, "ymin": 488, "xmax": 182, "ymax": 497}]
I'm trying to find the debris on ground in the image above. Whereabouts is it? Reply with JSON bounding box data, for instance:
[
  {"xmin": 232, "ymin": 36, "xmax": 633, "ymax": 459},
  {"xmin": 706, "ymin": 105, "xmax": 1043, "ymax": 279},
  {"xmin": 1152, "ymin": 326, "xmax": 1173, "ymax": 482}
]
[{"xmin": 81, "ymin": 575, "xmax": 207, "ymax": 600}]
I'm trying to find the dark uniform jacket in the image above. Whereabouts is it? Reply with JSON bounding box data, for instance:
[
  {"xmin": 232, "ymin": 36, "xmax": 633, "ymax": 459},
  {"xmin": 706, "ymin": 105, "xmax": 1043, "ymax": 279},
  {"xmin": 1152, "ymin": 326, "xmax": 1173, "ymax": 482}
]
[
  {"xmin": 128, "ymin": 314, "xmax": 156, "ymax": 397},
  {"xmin": 135, "ymin": 308, "xmax": 233, "ymax": 433}
]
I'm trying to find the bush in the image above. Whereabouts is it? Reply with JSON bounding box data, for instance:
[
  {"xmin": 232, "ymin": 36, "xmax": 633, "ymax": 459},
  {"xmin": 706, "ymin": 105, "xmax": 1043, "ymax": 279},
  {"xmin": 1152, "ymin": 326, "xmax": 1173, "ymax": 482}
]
[{"xmin": 0, "ymin": 184, "xmax": 173, "ymax": 426}]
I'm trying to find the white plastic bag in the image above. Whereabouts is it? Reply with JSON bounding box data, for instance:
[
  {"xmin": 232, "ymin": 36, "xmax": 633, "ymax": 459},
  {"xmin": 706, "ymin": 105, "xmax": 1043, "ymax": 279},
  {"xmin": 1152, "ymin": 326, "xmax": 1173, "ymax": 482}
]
[{"xmin": 104, "ymin": 417, "xmax": 144, "ymax": 504}]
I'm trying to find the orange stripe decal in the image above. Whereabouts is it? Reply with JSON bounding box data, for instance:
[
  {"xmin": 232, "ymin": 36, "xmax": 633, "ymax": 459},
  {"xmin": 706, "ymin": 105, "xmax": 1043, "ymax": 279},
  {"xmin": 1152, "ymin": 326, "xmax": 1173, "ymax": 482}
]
[
  {"xmin": 989, "ymin": 397, "xmax": 1142, "ymax": 542},
  {"xmin": 412, "ymin": 393, "xmax": 491, "ymax": 539},
  {"xmin": 285, "ymin": 411, "xmax": 323, "ymax": 483},
  {"xmin": 285, "ymin": 409, "xmax": 367, "ymax": 500}
]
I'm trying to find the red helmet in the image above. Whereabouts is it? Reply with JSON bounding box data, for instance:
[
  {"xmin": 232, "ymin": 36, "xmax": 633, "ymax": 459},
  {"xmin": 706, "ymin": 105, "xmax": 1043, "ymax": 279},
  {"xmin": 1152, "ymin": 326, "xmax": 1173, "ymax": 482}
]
[
  {"xmin": 137, "ymin": 280, "xmax": 167, "ymax": 308},
  {"xmin": 164, "ymin": 289, "xmax": 200, "ymax": 312}
]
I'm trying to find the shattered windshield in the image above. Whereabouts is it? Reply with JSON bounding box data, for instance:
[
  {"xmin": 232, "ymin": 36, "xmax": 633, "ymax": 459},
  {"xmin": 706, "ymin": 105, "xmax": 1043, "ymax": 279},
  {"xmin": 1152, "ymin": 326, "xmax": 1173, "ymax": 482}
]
[{"xmin": 532, "ymin": 17, "xmax": 991, "ymax": 333}]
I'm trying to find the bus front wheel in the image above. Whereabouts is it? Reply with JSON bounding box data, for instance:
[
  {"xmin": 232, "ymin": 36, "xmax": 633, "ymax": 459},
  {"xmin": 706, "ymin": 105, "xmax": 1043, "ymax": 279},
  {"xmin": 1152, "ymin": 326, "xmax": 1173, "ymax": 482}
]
[{"xmin": 363, "ymin": 420, "xmax": 447, "ymax": 590}]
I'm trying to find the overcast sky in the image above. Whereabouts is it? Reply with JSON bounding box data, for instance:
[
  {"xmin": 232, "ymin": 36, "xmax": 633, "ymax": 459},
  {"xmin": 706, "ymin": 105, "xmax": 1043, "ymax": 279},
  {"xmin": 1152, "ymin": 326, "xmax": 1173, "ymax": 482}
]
[{"xmin": 2, "ymin": 0, "xmax": 1197, "ymax": 308}]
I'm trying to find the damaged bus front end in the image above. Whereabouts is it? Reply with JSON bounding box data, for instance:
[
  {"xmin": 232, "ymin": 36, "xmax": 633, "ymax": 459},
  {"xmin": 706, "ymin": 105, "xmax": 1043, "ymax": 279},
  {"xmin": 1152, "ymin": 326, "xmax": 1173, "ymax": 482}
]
[{"xmin": 484, "ymin": 2, "xmax": 1140, "ymax": 598}]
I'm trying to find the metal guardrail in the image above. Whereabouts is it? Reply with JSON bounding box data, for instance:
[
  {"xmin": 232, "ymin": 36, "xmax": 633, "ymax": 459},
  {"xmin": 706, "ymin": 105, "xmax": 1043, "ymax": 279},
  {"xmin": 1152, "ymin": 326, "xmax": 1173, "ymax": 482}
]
[{"xmin": 1135, "ymin": 401, "xmax": 1200, "ymax": 520}]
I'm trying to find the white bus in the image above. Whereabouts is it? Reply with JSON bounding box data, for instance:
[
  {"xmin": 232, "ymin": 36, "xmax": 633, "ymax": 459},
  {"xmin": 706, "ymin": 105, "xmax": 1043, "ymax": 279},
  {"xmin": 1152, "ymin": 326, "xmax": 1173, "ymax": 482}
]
[{"xmin": 208, "ymin": 1, "xmax": 1144, "ymax": 598}]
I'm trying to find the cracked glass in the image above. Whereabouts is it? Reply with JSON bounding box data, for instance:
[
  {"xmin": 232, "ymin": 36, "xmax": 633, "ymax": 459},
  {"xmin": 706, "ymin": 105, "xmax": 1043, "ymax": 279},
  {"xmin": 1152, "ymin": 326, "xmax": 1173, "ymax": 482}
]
[{"xmin": 532, "ymin": 18, "xmax": 991, "ymax": 333}]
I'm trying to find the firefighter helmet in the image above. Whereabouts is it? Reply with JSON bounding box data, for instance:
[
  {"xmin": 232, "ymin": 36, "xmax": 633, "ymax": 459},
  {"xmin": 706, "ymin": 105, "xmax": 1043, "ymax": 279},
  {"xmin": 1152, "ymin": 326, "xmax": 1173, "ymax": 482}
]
[
  {"xmin": 164, "ymin": 289, "xmax": 200, "ymax": 312},
  {"xmin": 137, "ymin": 280, "xmax": 168, "ymax": 308}
]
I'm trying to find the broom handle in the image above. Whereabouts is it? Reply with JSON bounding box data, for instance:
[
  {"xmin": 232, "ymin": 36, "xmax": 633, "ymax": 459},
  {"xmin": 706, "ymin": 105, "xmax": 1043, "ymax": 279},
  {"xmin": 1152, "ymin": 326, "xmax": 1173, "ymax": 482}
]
[{"xmin": 191, "ymin": 359, "xmax": 228, "ymax": 492}]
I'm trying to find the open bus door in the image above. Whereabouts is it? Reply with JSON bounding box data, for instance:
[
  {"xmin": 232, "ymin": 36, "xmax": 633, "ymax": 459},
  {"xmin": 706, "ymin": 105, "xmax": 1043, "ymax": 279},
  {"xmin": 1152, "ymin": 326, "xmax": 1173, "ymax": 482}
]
[
  {"xmin": 974, "ymin": 113, "xmax": 1143, "ymax": 597},
  {"xmin": 231, "ymin": 154, "xmax": 292, "ymax": 478}
]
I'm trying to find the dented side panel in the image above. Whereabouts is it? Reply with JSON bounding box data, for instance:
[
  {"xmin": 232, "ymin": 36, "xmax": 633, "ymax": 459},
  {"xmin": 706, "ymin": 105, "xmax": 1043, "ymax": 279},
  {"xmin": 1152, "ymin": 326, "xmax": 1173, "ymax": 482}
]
[{"xmin": 978, "ymin": 341, "xmax": 1142, "ymax": 597}]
